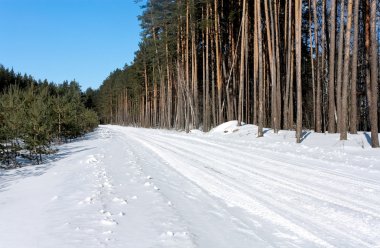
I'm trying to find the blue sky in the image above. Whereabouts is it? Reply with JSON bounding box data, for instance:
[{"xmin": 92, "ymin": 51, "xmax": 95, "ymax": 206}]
[{"xmin": 0, "ymin": 0, "xmax": 144, "ymax": 90}]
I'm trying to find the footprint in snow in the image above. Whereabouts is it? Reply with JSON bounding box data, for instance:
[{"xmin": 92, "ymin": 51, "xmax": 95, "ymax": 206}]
[
  {"xmin": 161, "ymin": 231, "xmax": 188, "ymax": 238},
  {"xmin": 78, "ymin": 196, "xmax": 95, "ymax": 205},
  {"xmin": 100, "ymin": 219, "xmax": 118, "ymax": 226},
  {"xmin": 86, "ymin": 155, "xmax": 98, "ymax": 164},
  {"xmin": 102, "ymin": 211, "xmax": 112, "ymax": 217},
  {"xmin": 112, "ymin": 197, "xmax": 127, "ymax": 205},
  {"xmin": 102, "ymin": 182, "xmax": 113, "ymax": 189},
  {"xmin": 161, "ymin": 231, "xmax": 190, "ymax": 240},
  {"xmin": 144, "ymin": 182, "xmax": 151, "ymax": 187}
]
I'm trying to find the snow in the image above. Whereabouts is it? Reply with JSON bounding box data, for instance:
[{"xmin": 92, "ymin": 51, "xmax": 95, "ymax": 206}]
[{"xmin": 0, "ymin": 123, "xmax": 380, "ymax": 248}]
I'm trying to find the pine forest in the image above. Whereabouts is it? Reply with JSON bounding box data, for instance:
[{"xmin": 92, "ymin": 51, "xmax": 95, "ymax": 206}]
[
  {"xmin": 95, "ymin": 0, "xmax": 380, "ymax": 147},
  {"xmin": 0, "ymin": 66, "xmax": 99, "ymax": 167}
]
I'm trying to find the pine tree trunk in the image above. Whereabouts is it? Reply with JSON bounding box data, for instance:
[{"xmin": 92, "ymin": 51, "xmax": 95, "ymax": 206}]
[
  {"xmin": 144, "ymin": 62, "xmax": 149, "ymax": 127},
  {"xmin": 166, "ymin": 38, "xmax": 172, "ymax": 129},
  {"xmin": 205, "ymin": 4, "xmax": 211, "ymax": 131},
  {"xmin": 296, "ymin": 0, "xmax": 303, "ymax": 143},
  {"xmin": 274, "ymin": 0, "xmax": 281, "ymax": 130},
  {"xmin": 316, "ymin": 0, "xmax": 326, "ymax": 133},
  {"xmin": 340, "ymin": 0, "xmax": 354, "ymax": 140},
  {"xmin": 350, "ymin": 0, "xmax": 359, "ymax": 134},
  {"xmin": 153, "ymin": 66, "xmax": 158, "ymax": 127},
  {"xmin": 211, "ymin": 18, "xmax": 216, "ymax": 127},
  {"xmin": 312, "ymin": 0, "xmax": 322, "ymax": 132},
  {"xmin": 238, "ymin": 0, "xmax": 247, "ymax": 126},
  {"xmin": 336, "ymin": 0, "xmax": 345, "ymax": 133},
  {"xmin": 264, "ymin": 0, "xmax": 278, "ymax": 132},
  {"xmin": 309, "ymin": 0, "xmax": 316, "ymax": 132},
  {"xmin": 191, "ymin": 11, "xmax": 199, "ymax": 129},
  {"xmin": 368, "ymin": 0, "xmax": 379, "ymax": 147},
  {"xmin": 284, "ymin": 0, "xmax": 292, "ymax": 130},
  {"xmin": 185, "ymin": 0, "xmax": 190, "ymax": 132},
  {"xmin": 214, "ymin": 0, "xmax": 223, "ymax": 124},
  {"xmin": 328, "ymin": 0, "xmax": 337, "ymax": 133},
  {"xmin": 253, "ymin": 0, "xmax": 259, "ymax": 125},
  {"xmin": 257, "ymin": 0, "xmax": 264, "ymax": 137}
]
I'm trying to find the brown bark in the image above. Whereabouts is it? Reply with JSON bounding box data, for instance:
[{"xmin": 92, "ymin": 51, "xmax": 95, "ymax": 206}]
[
  {"xmin": 340, "ymin": 0, "xmax": 354, "ymax": 140},
  {"xmin": 191, "ymin": 12, "xmax": 199, "ymax": 129},
  {"xmin": 253, "ymin": 0, "xmax": 259, "ymax": 125},
  {"xmin": 296, "ymin": 0, "xmax": 303, "ymax": 143},
  {"xmin": 336, "ymin": 0, "xmax": 345, "ymax": 133},
  {"xmin": 257, "ymin": 0, "xmax": 264, "ymax": 137},
  {"xmin": 284, "ymin": 0, "xmax": 292, "ymax": 129},
  {"xmin": 264, "ymin": 0, "xmax": 278, "ymax": 132},
  {"xmin": 368, "ymin": 0, "xmax": 379, "ymax": 147},
  {"xmin": 350, "ymin": 0, "xmax": 359, "ymax": 134},
  {"xmin": 274, "ymin": 0, "xmax": 281, "ymax": 130},
  {"xmin": 238, "ymin": 0, "xmax": 247, "ymax": 126},
  {"xmin": 214, "ymin": 0, "xmax": 223, "ymax": 124},
  {"xmin": 144, "ymin": 61, "xmax": 149, "ymax": 127},
  {"xmin": 328, "ymin": 0, "xmax": 337, "ymax": 133},
  {"xmin": 309, "ymin": 0, "xmax": 316, "ymax": 131},
  {"xmin": 166, "ymin": 36, "xmax": 172, "ymax": 128},
  {"xmin": 205, "ymin": 3, "xmax": 211, "ymax": 131}
]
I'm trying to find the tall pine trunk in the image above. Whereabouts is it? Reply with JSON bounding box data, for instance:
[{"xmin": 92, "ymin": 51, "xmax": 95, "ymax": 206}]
[
  {"xmin": 336, "ymin": 0, "xmax": 345, "ymax": 133},
  {"xmin": 238, "ymin": 0, "xmax": 247, "ymax": 126},
  {"xmin": 214, "ymin": 0, "xmax": 223, "ymax": 124},
  {"xmin": 328, "ymin": 0, "xmax": 337, "ymax": 133},
  {"xmin": 257, "ymin": 0, "xmax": 264, "ymax": 137},
  {"xmin": 340, "ymin": 0, "xmax": 354, "ymax": 140},
  {"xmin": 350, "ymin": 0, "xmax": 359, "ymax": 134},
  {"xmin": 295, "ymin": 0, "xmax": 303, "ymax": 143},
  {"xmin": 368, "ymin": 0, "xmax": 379, "ymax": 147}
]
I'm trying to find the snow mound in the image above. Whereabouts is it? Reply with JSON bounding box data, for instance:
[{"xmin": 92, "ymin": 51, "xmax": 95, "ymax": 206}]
[
  {"xmin": 209, "ymin": 120, "xmax": 242, "ymax": 135},
  {"xmin": 189, "ymin": 129, "xmax": 203, "ymax": 135}
]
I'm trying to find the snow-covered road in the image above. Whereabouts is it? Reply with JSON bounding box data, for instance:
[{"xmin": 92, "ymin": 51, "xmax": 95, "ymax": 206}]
[{"xmin": 1, "ymin": 123, "xmax": 380, "ymax": 248}]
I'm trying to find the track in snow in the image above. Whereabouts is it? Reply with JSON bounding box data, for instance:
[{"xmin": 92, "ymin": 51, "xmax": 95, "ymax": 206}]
[
  {"xmin": 111, "ymin": 125, "xmax": 380, "ymax": 248},
  {"xmin": 0, "ymin": 124, "xmax": 379, "ymax": 248}
]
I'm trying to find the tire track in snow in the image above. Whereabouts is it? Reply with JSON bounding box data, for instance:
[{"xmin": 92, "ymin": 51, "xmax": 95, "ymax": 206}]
[
  {"xmin": 142, "ymin": 133, "xmax": 380, "ymax": 215},
  {"xmin": 154, "ymin": 133, "xmax": 380, "ymax": 190},
  {"xmin": 136, "ymin": 134, "xmax": 378, "ymax": 247},
  {"xmin": 125, "ymin": 131, "xmax": 336, "ymax": 247},
  {"xmin": 117, "ymin": 127, "xmax": 380, "ymax": 247},
  {"xmin": 143, "ymin": 132, "xmax": 380, "ymax": 215}
]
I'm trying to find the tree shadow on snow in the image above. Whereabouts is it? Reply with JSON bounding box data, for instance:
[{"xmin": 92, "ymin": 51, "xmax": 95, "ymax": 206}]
[
  {"xmin": 0, "ymin": 144, "xmax": 95, "ymax": 193},
  {"xmin": 300, "ymin": 131, "xmax": 312, "ymax": 143},
  {"xmin": 263, "ymin": 129, "xmax": 270, "ymax": 135},
  {"xmin": 363, "ymin": 132, "xmax": 372, "ymax": 146}
]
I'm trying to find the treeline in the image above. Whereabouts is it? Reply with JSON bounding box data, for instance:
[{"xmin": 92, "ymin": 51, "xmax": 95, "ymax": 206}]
[
  {"xmin": 0, "ymin": 66, "xmax": 99, "ymax": 168},
  {"xmin": 95, "ymin": 0, "xmax": 380, "ymax": 147}
]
